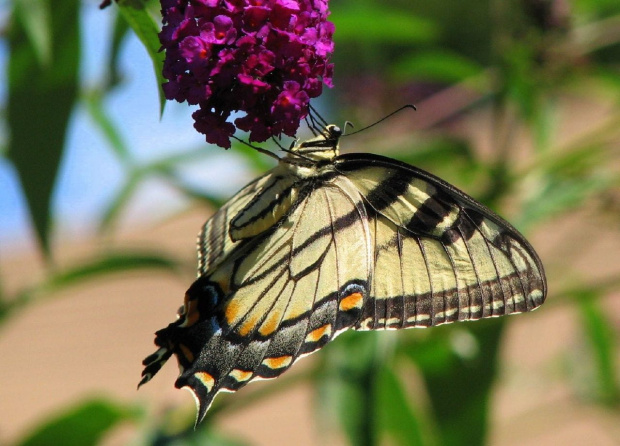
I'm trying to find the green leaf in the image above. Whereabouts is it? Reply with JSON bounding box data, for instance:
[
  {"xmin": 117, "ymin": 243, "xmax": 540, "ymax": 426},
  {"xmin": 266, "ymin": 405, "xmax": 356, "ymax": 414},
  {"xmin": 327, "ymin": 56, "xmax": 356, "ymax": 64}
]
[
  {"xmin": 17, "ymin": 398, "xmax": 135, "ymax": 446},
  {"xmin": 314, "ymin": 332, "xmax": 381, "ymax": 446},
  {"xmin": 331, "ymin": 5, "xmax": 437, "ymax": 44},
  {"xmin": 97, "ymin": 174, "xmax": 141, "ymax": 234},
  {"xmin": 404, "ymin": 321, "xmax": 505, "ymax": 446},
  {"xmin": 574, "ymin": 290, "xmax": 620, "ymax": 405},
  {"xmin": 517, "ymin": 174, "xmax": 614, "ymax": 231},
  {"xmin": 516, "ymin": 143, "xmax": 617, "ymax": 229},
  {"xmin": 393, "ymin": 137, "xmax": 487, "ymax": 194},
  {"xmin": 84, "ymin": 88, "xmax": 132, "ymax": 166},
  {"xmin": 7, "ymin": 0, "xmax": 81, "ymax": 258},
  {"xmin": 149, "ymin": 424, "xmax": 250, "ymax": 446},
  {"xmin": 108, "ymin": 11, "xmax": 131, "ymax": 89},
  {"xmin": 376, "ymin": 367, "xmax": 428, "ymax": 446},
  {"xmin": 116, "ymin": 0, "xmax": 167, "ymax": 114},
  {"xmin": 391, "ymin": 50, "xmax": 483, "ymax": 83},
  {"xmin": 97, "ymin": 148, "xmax": 225, "ymax": 233},
  {"xmin": 13, "ymin": 0, "xmax": 51, "ymax": 65}
]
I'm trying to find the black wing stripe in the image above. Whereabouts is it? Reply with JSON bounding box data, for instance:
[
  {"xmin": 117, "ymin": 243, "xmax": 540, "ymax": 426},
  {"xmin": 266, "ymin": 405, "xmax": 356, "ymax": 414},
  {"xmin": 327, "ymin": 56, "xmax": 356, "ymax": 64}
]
[
  {"xmin": 238, "ymin": 205, "xmax": 363, "ymax": 287},
  {"xmin": 405, "ymin": 190, "xmax": 454, "ymax": 235},
  {"xmin": 230, "ymin": 176, "xmax": 291, "ymax": 230},
  {"xmin": 365, "ymin": 170, "xmax": 417, "ymax": 211}
]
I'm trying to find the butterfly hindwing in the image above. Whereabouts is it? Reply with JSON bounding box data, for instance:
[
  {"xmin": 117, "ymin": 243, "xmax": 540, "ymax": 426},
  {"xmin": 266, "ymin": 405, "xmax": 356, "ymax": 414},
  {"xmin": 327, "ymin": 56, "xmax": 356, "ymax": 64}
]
[
  {"xmin": 197, "ymin": 173, "xmax": 270, "ymax": 275},
  {"xmin": 151, "ymin": 177, "xmax": 372, "ymax": 424}
]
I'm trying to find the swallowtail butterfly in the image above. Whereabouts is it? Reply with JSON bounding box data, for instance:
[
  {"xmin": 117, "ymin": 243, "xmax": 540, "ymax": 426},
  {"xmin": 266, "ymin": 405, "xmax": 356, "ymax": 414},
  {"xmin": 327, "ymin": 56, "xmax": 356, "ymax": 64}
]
[{"xmin": 140, "ymin": 124, "xmax": 546, "ymax": 425}]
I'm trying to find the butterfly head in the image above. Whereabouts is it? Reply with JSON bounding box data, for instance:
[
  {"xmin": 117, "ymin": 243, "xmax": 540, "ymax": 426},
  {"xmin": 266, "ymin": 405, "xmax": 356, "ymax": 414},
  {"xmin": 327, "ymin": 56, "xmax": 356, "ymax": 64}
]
[{"xmin": 284, "ymin": 124, "xmax": 342, "ymax": 165}]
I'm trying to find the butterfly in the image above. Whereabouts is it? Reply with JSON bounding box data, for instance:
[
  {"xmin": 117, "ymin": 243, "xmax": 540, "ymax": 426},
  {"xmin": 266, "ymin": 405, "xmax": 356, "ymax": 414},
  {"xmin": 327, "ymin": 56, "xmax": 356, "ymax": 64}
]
[{"xmin": 139, "ymin": 124, "xmax": 547, "ymax": 425}]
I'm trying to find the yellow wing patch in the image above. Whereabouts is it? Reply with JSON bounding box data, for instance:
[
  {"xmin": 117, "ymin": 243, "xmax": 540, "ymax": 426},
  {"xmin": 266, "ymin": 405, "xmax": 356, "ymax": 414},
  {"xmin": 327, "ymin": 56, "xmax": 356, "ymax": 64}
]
[{"xmin": 229, "ymin": 369, "xmax": 253, "ymax": 383}]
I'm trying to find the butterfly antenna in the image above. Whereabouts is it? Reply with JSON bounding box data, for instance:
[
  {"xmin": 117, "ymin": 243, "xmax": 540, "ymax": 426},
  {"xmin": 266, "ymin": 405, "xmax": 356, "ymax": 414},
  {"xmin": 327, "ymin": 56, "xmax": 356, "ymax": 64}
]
[
  {"xmin": 342, "ymin": 120, "xmax": 355, "ymax": 135},
  {"xmin": 271, "ymin": 136, "xmax": 287, "ymax": 151},
  {"xmin": 343, "ymin": 104, "xmax": 417, "ymax": 137},
  {"xmin": 304, "ymin": 115, "xmax": 320, "ymax": 136},
  {"xmin": 309, "ymin": 104, "xmax": 329, "ymax": 127},
  {"xmin": 232, "ymin": 135, "xmax": 281, "ymax": 161},
  {"xmin": 265, "ymin": 134, "xmax": 317, "ymax": 163},
  {"xmin": 307, "ymin": 104, "xmax": 332, "ymax": 135}
]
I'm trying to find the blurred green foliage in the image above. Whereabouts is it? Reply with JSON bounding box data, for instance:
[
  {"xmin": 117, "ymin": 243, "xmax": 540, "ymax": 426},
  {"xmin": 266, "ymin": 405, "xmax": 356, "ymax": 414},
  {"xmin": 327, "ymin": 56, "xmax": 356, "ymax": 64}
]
[{"xmin": 1, "ymin": 0, "xmax": 619, "ymax": 445}]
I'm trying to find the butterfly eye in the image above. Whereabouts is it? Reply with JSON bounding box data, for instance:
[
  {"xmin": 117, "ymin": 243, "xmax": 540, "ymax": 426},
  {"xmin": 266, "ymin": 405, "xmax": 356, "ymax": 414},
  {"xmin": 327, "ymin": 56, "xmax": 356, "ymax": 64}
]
[{"xmin": 328, "ymin": 125, "xmax": 342, "ymax": 138}]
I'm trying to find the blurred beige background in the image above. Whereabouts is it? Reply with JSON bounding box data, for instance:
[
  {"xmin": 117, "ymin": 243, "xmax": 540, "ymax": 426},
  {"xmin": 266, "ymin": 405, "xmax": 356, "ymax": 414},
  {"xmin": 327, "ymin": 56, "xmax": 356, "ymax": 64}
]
[{"xmin": 1, "ymin": 203, "xmax": 619, "ymax": 445}]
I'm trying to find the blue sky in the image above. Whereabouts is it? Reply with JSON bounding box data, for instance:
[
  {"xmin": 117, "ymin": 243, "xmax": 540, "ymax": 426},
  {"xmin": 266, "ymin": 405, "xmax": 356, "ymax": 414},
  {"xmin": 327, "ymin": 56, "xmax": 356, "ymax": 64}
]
[{"xmin": 0, "ymin": 3, "xmax": 256, "ymax": 252}]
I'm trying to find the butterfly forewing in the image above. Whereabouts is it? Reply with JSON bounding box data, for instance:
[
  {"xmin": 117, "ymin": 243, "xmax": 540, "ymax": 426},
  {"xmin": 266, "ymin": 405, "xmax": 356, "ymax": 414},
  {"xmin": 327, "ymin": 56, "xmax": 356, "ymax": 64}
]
[
  {"xmin": 335, "ymin": 154, "xmax": 546, "ymax": 329},
  {"xmin": 141, "ymin": 125, "xmax": 547, "ymax": 426},
  {"xmin": 197, "ymin": 173, "xmax": 275, "ymax": 275}
]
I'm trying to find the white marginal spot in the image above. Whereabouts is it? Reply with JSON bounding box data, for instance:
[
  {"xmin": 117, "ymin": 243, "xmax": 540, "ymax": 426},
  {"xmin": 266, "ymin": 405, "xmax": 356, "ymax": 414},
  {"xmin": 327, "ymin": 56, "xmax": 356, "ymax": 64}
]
[
  {"xmin": 358, "ymin": 317, "xmax": 374, "ymax": 330},
  {"xmin": 446, "ymin": 308, "xmax": 459, "ymax": 317},
  {"xmin": 386, "ymin": 317, "xmax": 401, "ymax": 327},
  {"xmin": 513, "ymin": 294, "xmax": 524, "ymax": 304},
  {"xmin": 406, "ymin": 314, "xmax": 431, "ymax": 324},
  {"xmin": 529, "ymin": 289, "xmax": 544, "ymax": 304},
  {"xmin": 436, "ymin": 308, "xmax": 459, "ymax": 319}
]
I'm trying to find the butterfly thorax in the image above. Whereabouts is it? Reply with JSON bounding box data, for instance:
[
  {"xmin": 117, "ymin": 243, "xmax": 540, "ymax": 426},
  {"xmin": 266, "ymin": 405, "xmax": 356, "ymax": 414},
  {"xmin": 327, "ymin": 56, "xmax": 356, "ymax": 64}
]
[{"xmin": 282, "ymin": 124, "xmax": 342, "ymax": 171}]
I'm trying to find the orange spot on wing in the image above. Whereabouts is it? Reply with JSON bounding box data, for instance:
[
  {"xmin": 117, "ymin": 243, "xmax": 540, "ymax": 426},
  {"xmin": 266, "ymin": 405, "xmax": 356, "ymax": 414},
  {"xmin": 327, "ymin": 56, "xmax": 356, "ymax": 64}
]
[
  {"xmin": 239, "ymin": 315, "xmax": 258, "ymax": 336},
  {"xmin": 305, "ymin": 324, "xmax": 332, "ymax": 343},
  {"xmin": 225, "ymin": 301, "xmax": 241, "ymax": 325},
  {"xmin": 194, "ymin": 372, "xmax": 215, "ymax": 392},
  {"xmin": 259, "ymin": 312, "xmax": 281, "ymax": 336},
  {"xmin": 262, "ymin": 355, "xmax": 293, "ymax": 369},
  {"xmin": 339, "ymin": 292, "xmax": 363, "ymax": 311}
]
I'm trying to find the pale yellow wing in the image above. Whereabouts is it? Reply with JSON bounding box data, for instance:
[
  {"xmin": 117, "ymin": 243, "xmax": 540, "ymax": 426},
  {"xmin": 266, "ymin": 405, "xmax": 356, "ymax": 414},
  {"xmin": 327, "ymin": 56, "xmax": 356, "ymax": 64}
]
[
  {"xmin": 172, "ymin": 177, "xmax": 372, "ymax": 423},
  {"xmin": 335, "ymin": 153, "xmax": 546, "ymax": 329},
  {"xmin": 197, "ymin": 172, "xmax": 275, "ymax": 275}
]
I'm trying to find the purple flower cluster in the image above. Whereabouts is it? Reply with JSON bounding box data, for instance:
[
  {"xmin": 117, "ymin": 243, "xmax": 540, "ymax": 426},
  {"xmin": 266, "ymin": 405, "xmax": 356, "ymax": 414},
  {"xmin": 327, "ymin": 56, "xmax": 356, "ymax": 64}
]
[{"xmin": 160, "ymin": 0, "xmax": 335, "ymax": 148}]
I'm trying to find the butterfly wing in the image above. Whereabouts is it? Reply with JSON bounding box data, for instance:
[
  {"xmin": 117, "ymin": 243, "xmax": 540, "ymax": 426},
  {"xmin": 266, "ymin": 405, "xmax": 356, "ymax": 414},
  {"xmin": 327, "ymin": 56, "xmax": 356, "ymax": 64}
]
[
  {"xmin": 139, "ymin": 172, "xmax": 276, "ymax": 390},
  {"xmin": 141, "ymin": 150, "xmax": 547, "ymax": 426},
  {"xmin": 144, "ymin": 177, "xmax": 372, "ymax": 425},
  {"xmin": 335, "ymin": 153, "xmax": 547, "ymax": 329},
  {"xmin": 197, "ymin": 171, "xmax": 282, "ymax": 275}
]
